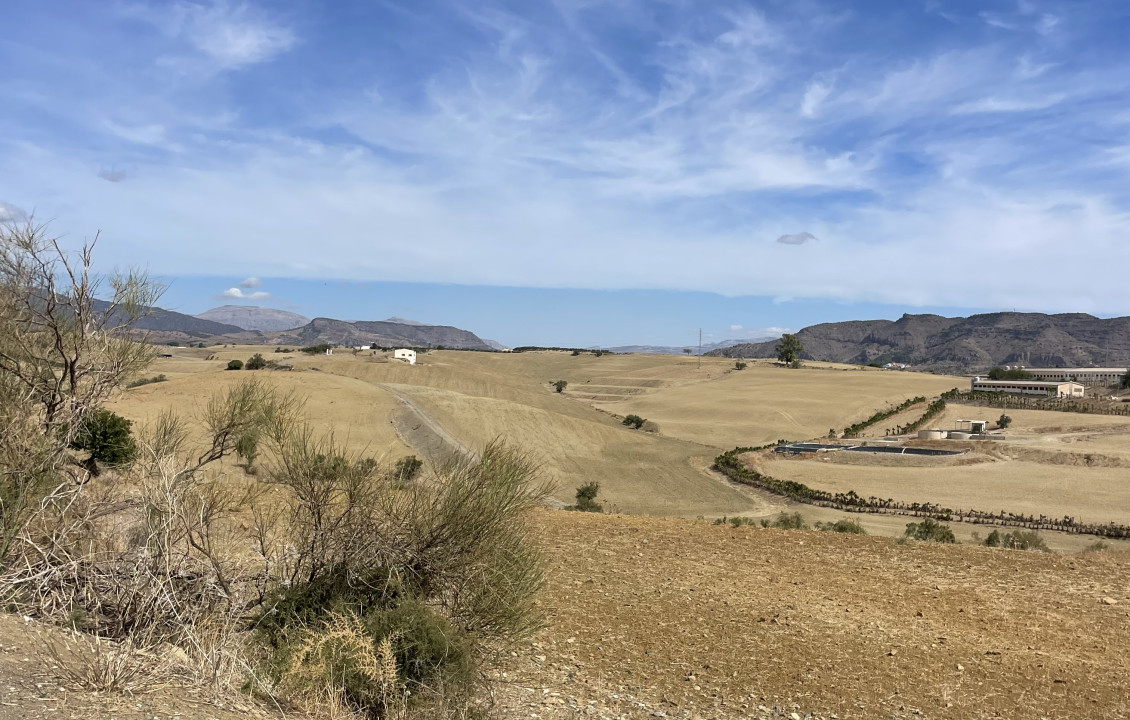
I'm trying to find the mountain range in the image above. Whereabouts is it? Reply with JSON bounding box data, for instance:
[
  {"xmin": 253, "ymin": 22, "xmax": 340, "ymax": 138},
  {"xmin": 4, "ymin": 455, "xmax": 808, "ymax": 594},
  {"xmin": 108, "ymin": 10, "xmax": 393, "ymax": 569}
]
[
  {"xmin": 99, "ymin": 301, "xmax": 494, "ymax": 350},
  {"xmin": 706, "ymin": 312, "xmax": 1130, "ymax": 372}
]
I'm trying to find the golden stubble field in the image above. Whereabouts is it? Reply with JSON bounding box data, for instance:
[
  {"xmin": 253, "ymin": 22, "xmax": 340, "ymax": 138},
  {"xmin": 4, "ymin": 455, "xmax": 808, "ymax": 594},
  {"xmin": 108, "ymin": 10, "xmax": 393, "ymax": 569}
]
[
  {"xmin": 112, "ymin": 347, "xmax": 1130, "ymax": 548},
  {"xmin": 114, "ymin": 349, "xmax": 971, "ymax": 517}
]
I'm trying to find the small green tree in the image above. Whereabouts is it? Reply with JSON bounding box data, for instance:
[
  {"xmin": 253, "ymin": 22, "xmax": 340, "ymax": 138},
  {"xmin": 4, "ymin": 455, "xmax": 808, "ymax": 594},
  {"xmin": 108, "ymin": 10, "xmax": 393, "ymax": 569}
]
[
  {"xmin": 997, "ymin": 413, "xmax": 1013, "ymax": 429},
  {"xmin": 622, "ymin": 414, "xmax": 646, "ymax": 429},
  {"xmin": 571, "ymin": 482, "xmax": 602, "ymax": 512},
  {"xmin": 1121, "ymin": 370, "xmax": 1130, "ymax": 389},
  {"xmin": 734, "ymin": 361, "xmax": 747, "ymax": 370},
  {"xmin": 553, "ymin": 380, "xmax": 568, "ymax": 393},
  {"xmin": 984, "ymin": 529, "xmax": 1002, "ymax": 547},
  {"xmin": 776, "ymin": 334, "xmax": 803, "ymax": 368},
  {"xmin": 683, "ymin": 348, "xmax": 692, "ymax": 355},
  {"xmin": 226, "ymin": 359, "xmax": 243, "ymax": 370},
  {"xmin": 593, "ymin": 349, "xmax": 604, "ymax": 357},
  {"xmin": 246, "ymin": 353, "xmax": 267, "ymax": 370},
  {"xmin": 394, "ymin": 455, "xmax": 424, "ymax": 482},
  {"xmin": 903, "ymin": 517, "xmax": 956, "ymax": 543},
  {"xmin": 69, "ymin": 410, "xmax": 138, "ymax": 469}
]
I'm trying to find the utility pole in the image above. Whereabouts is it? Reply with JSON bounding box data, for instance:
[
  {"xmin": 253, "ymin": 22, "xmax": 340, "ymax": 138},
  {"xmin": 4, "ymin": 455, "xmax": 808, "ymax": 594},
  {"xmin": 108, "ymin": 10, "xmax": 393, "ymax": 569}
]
[{"xmin": 698, "ymin": 328, "xmax": 702, "ymax": 370}]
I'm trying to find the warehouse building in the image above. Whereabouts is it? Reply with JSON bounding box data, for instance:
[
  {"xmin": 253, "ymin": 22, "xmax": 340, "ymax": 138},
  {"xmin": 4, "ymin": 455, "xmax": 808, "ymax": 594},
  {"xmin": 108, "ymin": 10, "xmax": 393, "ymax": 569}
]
[
  {"xmin": 1022, "ymin": 367, "xmax": 1128, "ymax": 385},
  {"xmin": 971, "ymin": 377, "xmax": 1084, "ymax": 397}
]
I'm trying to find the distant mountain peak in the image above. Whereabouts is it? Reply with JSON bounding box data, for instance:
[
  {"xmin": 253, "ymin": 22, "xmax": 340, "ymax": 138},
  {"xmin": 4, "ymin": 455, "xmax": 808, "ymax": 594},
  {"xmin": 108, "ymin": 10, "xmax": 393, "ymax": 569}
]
[{"xmin": 196, "ymin": 305, "xmax": 310, "ymax": 332}]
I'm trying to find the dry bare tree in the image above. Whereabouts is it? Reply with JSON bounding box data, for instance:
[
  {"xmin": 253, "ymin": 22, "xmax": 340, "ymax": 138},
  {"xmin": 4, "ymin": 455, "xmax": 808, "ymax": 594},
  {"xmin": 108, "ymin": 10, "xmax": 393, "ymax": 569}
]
[{"xmin": 0, "ymin": 219, "xmax": 160, "ymax": 562}]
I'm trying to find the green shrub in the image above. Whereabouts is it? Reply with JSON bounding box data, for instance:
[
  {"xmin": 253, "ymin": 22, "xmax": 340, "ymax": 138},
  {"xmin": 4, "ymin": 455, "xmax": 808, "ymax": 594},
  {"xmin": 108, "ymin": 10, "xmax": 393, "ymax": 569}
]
[
  {"xmin": 734, "ymin": 361, "xmax": 747, "ymax": 370},
  {"xmin": 255, "ymin": 441, "xmax": 547, "ymax": 717},
  {"xmin": 1083, "ymin": 540, "xmax": 1110, "ymax": 552},
  {"xmin": 903, "ymin": 517, "xmax": 956, "ymax": 543},
  {"xmin": 999, "ymin": 530, "xmax": 1048, "ymax": 552},
  {"xmin": 998, "ymin": 413, "xmax": 1013, "ymax": 429},
  {"xmin": 393, "ymin": 455, "xmax": 423, "ymax": 482},
  {"xmin": 246, "ymin": 353, "xmax": 267, "ymax": 370},
  {"xmin": 569, "ymin": 481, "xmax": 602, "ymax": 512},
  {"xmin": 226, "ymin": 359, "xmax": 244, "ymax": 370},
  {"xmin": 69, "ymin": 410, "xmax": 138, "ymax": 468},
  {"xmin": 300, "ymin": 344, "xmax": 334, "ymax": 355},
  {"xmin": 622, "ymin": 414, "xmax": 646, "ymax": 429},
  {"xmin": 236, "ymin": 431, "xmax": 260, "ymax": 471},
  {"xmin": 553, "ymin": 380, "xmax": 568, "ymax": 393},
  {"xmin": 815, "ymin": 518, "xmax": 867, "ymax": 534},
  {"xmin": 760, "ymin": 512, "xmax": 808, "ymax": 530},
  {"xmin": 984, "ymin": 529, "xmax": 1002, "ymax": 547}
]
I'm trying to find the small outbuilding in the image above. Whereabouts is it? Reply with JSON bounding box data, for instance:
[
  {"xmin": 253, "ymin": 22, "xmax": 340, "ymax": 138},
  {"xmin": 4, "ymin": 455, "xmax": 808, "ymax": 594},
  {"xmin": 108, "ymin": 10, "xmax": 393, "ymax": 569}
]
[{"xmin": 394, "ymin": 348, "xmax": 417, "ymax": 365}]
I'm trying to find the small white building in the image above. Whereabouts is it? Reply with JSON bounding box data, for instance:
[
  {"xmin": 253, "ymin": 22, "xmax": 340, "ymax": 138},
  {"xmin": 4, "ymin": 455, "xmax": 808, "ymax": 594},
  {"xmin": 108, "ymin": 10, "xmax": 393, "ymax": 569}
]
[
  {"xmin": 355, "ymin": 344, "xmax": 371, "ymax": 351},
  {"xmin": 393, "ymin": 348, "xmax": 417, "ymax": 365}
]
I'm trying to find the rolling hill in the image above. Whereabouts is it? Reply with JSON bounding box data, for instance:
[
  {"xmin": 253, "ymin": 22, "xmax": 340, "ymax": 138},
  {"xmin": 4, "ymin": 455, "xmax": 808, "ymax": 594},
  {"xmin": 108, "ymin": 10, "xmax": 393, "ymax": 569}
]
[{"xmin": 707, "ymin": 312, "xmax": 1130, "ymax": 372}]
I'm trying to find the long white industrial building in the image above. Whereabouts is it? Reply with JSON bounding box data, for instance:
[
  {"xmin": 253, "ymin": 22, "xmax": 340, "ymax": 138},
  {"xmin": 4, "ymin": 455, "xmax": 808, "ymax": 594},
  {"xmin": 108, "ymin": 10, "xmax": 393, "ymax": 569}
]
[
  {"xmin": 1020, "ymin": 367, "xmax": 1128, "ymax": 385},
  {"xmin": 971, "ymin": 378, "xmax": 1085, "ymax": 397}
]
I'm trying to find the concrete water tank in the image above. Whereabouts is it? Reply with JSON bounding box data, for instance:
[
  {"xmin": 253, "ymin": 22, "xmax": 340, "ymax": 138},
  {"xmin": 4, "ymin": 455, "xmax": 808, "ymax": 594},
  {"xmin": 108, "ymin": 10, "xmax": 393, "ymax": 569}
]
[
  {"xmin": 948, "ymin": 431, "xmax": 972, "ymax": 440},
  {"xmin": 918, "ymin": 429, "xmax": 946, "ymax": 440}
]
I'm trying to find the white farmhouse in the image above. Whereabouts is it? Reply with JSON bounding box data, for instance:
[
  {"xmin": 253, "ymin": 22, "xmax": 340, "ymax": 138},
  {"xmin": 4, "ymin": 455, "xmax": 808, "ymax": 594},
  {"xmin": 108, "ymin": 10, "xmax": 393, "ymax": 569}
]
[{"xmin": 394, "ymin": 348, "xmax": 417, "ymax": 365}]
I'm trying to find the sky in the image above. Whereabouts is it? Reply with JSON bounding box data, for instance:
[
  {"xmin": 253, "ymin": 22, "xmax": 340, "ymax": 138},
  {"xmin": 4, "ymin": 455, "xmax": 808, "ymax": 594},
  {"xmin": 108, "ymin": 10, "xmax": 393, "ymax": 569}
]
[{"xmin": 1, "ymin": 0, "xmax": 1129, "ymax": 347}]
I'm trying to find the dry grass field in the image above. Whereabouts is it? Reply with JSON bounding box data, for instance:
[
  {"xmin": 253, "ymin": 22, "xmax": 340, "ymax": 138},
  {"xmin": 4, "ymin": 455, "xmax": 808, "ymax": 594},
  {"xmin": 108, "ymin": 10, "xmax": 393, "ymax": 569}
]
[
  {"xmin": 110, "ymin": 347, "xmax": 1130, "ymax": 546},
  {"xmin": 591, "ymin": 359, "xmax": 962, "ymax": 448}
]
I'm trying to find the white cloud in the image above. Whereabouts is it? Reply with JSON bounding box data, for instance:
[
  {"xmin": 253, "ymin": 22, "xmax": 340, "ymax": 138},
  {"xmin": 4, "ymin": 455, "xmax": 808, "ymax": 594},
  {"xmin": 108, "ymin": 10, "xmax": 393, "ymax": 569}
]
[
  {"xmin": 4, "ymin": 2, "xmax": 1130, "ymax": 316},
  {"xmin": 0, "ymin": 201, "xmax": 28, "ymax": 223},
  {"xmin": 128, "ymin": 0, "xmax": 296, "ymax": 71},
  {"xmin": 730, "ymin": 324, "xmax": 743, "ymax": 331},
  {"xmin": 952, "ymin": 94, "xmax": 1064, "ymax": 114},
  {"xmin": 238, "ymin": 276, "xmax": 261, "ymax": 288},
  {"xmin": 777, "ymin": 232, "xmax": 817, "ymax": 245},
  {"xmin": 800, "ymin": 81, "xmax": 831, "ymax": 117},
  {"xmin": 220, "ymin": 287, "xmax": 271, "ymax": 300}
]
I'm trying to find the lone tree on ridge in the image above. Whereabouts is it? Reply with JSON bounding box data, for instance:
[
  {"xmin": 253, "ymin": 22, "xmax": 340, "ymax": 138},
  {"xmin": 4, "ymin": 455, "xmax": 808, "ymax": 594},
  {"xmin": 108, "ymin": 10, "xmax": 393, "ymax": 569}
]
[{"xmin": 776, "ymin": 333, "xmax": 803, "ymax": 368}]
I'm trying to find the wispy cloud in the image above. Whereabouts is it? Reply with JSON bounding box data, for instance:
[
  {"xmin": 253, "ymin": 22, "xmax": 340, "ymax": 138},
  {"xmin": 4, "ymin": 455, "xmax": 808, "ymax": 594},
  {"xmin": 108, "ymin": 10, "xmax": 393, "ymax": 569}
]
[
  {"xmin": 0, "ymin": 201, "xmax": 28, "ymax": 223},
  {"xmin": 238, "ymin": 276, "xmax": 261, "ymax": 288},
  {"xmin": 2, "ymin": 0, "xmax": 1129, "ymax": 314},
  {"xmin": 125, "ymin": 0, "xmax": 296, "ymax": 71}
]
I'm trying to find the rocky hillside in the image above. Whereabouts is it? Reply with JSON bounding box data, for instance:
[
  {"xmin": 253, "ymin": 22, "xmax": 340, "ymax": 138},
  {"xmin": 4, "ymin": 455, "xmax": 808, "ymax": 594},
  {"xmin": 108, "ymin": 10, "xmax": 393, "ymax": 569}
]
[
  {"xmin": 94, "ymin": 299, "xmax": 245, "ymax": 337},
  {"xmin": 195, "ymin": 305, "xmax": 309, "ymax": 332},
  {"xmin": 707, "ymin": 312, "xmax": 1130, "ymax": 372},
  {"xmin": 277, "ymin": 317, "xmax": 494, "ymax": 350}
]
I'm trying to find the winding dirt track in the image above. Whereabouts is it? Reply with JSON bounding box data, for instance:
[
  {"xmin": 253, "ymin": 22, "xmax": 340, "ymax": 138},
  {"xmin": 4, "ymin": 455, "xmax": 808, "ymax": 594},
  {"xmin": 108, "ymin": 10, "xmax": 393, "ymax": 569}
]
[{"xmin": 378, "ymin": 382, "xmax": 474, "ymax": 465}]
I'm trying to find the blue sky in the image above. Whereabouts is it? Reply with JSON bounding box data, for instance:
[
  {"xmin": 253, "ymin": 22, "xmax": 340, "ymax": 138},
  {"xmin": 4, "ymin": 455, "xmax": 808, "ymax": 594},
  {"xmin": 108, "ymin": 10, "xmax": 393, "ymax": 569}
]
[{"xmin": 2, "ymin": 0, "xmax": 1128, "ymax": 347}]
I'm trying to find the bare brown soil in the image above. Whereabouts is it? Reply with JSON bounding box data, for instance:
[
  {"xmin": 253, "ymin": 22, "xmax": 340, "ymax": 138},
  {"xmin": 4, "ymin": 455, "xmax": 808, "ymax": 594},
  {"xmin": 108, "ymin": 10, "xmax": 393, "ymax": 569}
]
[{"xmin": 494, "ymin": 510, "xmax": 1130, "ymax": 719}]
